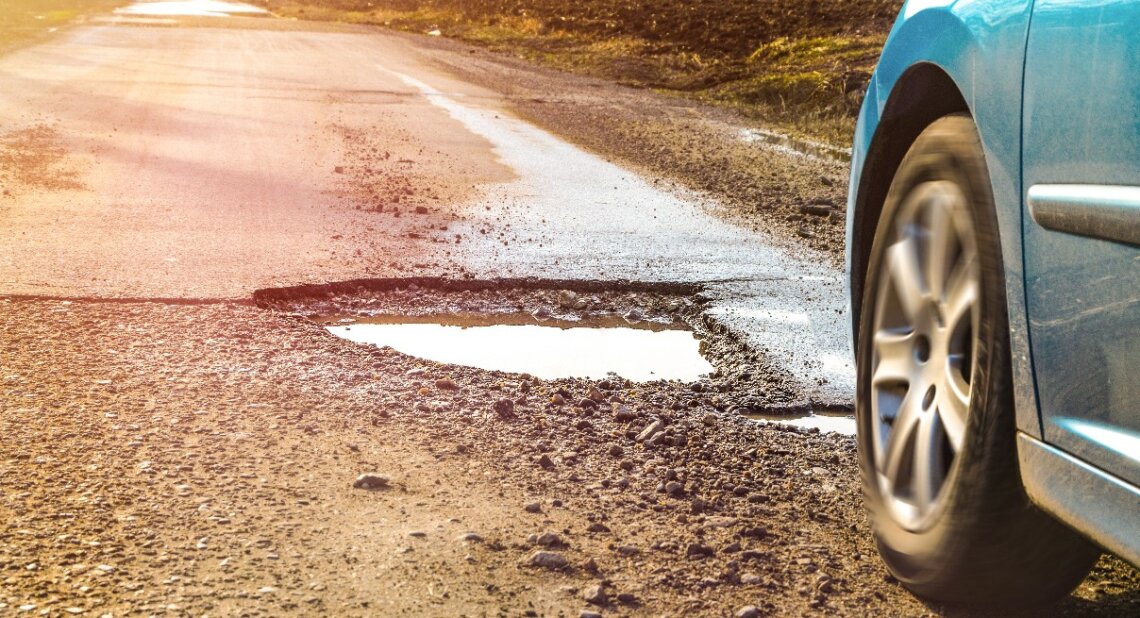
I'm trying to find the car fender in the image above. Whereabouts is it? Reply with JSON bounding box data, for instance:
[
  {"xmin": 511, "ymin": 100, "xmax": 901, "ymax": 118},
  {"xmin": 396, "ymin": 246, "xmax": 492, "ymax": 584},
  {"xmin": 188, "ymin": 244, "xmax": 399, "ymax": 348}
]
[{"xmin": 846, "ymin": 0, "xmax": 1043, "ymax": 438}]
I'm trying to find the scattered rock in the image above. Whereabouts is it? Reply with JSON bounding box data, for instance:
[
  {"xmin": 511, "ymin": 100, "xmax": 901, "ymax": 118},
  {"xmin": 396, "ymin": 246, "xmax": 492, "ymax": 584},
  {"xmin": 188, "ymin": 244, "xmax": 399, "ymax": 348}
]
[
  {"xmin": 524, "ymin": 502, "xmax": 542, "ymax": 513},
  {"xmin": 524, "ymin": 551, "xmax": 569, "ymax": 570},
  {"xmin": 582, "ymin": 584, "xmax": 607, "ymax": 605},
  {"xmin": 537, "ymin": 454, "xmax": 555, "ymax": 469},
  {"xmin": 352, "ymin": 473, "xmax": 390, "ymax": 490},
  {"xmin": 736, "ymin": 606, "xmax": 761, "ymax": 618},
  {"xmin": 457, "ymin": 532, "xmax": 484, "ymax": 543},
  {"xmin": 536, "ymin": 531, "xmax": 563, "ymax": 547},
  {"xmin": 579, "ymin": 611, "xmax": 603, "ymax": 618},
  {"xmin": 686, "ymin": 543, "xmax": 715, "ymax": 559},
  {"xmin": 493, "ymin": 398, "xmax": 516, "ymax": 418},
  {"xmin": 636, "ymin": 420, "xmax": 664, "ymax": 442},
  {"xmin": 435, "ymin": 378, "xmax": 459, "ymax": 390}
]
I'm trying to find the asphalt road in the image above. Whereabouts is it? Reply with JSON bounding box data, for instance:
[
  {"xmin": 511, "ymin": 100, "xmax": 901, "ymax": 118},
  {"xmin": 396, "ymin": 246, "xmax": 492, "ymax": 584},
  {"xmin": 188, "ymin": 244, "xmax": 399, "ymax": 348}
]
[{"xmin": 0, "ymin": 6, "xmax": 851, "ymax": 404}]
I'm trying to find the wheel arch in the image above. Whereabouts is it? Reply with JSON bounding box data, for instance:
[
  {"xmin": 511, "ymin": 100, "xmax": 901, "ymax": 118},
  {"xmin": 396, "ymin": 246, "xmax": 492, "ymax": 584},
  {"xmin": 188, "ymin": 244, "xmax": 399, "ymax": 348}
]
[{"xmin": 848, "ymin": 63, "xmax": 969, "ymax": 350}]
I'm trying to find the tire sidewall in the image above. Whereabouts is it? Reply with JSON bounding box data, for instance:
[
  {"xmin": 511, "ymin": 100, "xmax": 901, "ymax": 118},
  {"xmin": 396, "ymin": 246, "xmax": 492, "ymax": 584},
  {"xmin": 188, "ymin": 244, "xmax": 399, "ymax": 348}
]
[{"xmin": 855, "ymin": 114, "xmax": 1015, "ymax": 588}]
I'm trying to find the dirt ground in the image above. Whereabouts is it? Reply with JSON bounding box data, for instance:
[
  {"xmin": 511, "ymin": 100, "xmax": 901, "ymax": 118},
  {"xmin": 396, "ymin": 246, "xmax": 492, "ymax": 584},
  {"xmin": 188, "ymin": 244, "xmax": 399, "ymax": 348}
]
[{"xmin": 3, "ymin": 294, "xmax": 1138, "ymax": 617}]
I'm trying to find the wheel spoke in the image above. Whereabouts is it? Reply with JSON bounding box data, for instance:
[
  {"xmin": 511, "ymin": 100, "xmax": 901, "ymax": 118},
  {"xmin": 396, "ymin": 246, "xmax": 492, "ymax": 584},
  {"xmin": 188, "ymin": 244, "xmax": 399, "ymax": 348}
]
[
  {"xmin": 872, "ymin": 329, "xmax": 915, "ymax": 385},
  {"xmin": 880, "ymin": 388, "xmax": 922, "ymax": 483},
  {"xmin": 940, "ymin": 366, "xmax": 970, "ymax": 452},
  {"xmin": 886, "ymin": 236, "xmax": 927, "ymax": 324},
  {"xmin": 923, "ymin": 193, "xmax": 957, "ymax": 300},
  {"xmin": 944, "ymin": 252, "xmax": 978, "ymax": 327},
  {"xmin": 911, "ymin": 411, "xmax": 943, "ymax": 511}
]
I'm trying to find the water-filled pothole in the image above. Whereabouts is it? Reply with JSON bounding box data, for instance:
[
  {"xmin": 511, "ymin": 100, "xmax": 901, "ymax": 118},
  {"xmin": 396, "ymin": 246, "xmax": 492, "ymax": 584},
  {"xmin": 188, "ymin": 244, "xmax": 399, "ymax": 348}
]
[
  {"xmin": 744, "ymin": 409, "xmax": 856, "ymax": 436},
  {"xmin": 325, "ymin": 313, "xmax": 714, "ymax": 382}
]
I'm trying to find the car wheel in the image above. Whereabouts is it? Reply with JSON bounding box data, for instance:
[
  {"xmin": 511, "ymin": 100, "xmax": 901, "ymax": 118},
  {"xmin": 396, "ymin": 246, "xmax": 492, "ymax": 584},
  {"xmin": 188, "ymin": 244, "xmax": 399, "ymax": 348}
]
[{"xmin": 856, "ymin": 113, "xmax": 1100, "ymax": 607}]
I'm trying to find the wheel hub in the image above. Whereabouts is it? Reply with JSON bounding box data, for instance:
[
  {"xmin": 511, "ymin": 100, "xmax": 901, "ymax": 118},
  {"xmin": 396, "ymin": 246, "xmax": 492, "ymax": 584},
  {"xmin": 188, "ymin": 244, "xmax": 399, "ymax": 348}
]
[{"xmin": 869, "ymin": 180, "xmax": 981, "ymax": 531}]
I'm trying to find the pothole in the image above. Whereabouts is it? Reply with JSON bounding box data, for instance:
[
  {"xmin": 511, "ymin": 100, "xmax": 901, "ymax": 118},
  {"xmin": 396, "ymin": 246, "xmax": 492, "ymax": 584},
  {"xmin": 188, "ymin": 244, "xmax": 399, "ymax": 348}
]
[
  {"xmin": 743, "ymin": 408, "xmax": 856, "ymax": 436},
  {"xmin": 323, "ymin": 313, "xmax": 713, "ymax": 382},
  {"xmin": 255, "ymin": 278, "xmax": 855, "ymax": 434}
]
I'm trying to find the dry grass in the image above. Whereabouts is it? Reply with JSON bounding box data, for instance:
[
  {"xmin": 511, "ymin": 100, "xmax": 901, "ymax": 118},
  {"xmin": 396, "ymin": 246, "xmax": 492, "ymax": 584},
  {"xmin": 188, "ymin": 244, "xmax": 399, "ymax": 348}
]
[
  {"xmin": 257, "ymin": 0, "xmax": 901, "ymax": 143},
  {"xmin": 0, "ymin": 0, "xmax": 123, "ymax": 53}
]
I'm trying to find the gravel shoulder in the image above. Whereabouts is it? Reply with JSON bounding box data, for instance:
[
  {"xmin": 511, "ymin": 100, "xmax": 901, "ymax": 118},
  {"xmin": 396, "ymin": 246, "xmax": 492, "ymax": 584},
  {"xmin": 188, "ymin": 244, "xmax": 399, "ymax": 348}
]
[{"xmin": 3, "ymin": 299, "xmax": 1138, "ymax": 616}]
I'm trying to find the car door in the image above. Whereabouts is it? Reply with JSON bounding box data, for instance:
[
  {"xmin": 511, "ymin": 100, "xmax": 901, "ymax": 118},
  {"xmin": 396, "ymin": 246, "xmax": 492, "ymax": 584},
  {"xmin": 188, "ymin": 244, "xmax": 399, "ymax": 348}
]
[{"xmin": 1021, "ymin": 0, "xmax": 1140, "ymax": 486}]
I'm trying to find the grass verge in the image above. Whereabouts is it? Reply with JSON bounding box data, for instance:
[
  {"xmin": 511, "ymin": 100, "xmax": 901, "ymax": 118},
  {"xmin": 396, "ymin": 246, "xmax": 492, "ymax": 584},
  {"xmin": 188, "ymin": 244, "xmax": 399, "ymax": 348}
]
[
  {"xmin": 0, "ymin": 0, "xmax": 124, "ymax": 54},
  {"xmin": 256, "ymin": 0, "xmax": 901, "ymax": 144}
]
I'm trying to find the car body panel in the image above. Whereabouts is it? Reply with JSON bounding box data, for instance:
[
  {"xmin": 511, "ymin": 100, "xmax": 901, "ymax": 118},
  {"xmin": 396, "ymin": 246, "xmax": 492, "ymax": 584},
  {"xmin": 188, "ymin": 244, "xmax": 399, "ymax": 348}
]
[
  {"xmin": 1021, "ymin": 0, "xmax": 1140, "ymax": 487},
  {"xmin": 847, "ymin": 0, "xmax": 1140, "ymax": 564},
  {"xmin": 846, "ymin": 0, "xmax": 1042, "ymax": 437},
  {"xmin": 1018, "ymin": 433, "xmax": 1140, "ymax": 567}
]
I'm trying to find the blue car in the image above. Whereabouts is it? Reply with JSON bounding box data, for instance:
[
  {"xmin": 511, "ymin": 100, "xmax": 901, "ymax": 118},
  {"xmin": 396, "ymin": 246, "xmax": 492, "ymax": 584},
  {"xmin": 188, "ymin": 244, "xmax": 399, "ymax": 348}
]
[{"xmin": 846, "ymin": 0, "xmax": 1140, "ymax": 607}]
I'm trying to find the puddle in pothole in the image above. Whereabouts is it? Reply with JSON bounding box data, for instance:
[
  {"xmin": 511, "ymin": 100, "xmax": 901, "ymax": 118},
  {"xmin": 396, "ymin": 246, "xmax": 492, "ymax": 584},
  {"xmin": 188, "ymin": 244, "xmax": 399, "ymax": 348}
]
[
  {"xmin": 324, "ymin": 313, "xmax": 713, "ymax": 382},
  {"xmin": 744, "ymin": 410, "xmax": 856, "ymax": 436}
]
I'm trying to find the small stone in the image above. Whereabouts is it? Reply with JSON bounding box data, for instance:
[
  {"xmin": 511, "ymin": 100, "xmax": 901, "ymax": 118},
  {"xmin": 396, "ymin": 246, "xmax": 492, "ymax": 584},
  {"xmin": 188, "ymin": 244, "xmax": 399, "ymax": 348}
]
[
  {"xmin": 616, "ymin": 592, "xmax": 637, "ymax": 604},
  {"xmin": 686, "ymin": 543, "xmax": 715, "ymax": 558},
  {"xmin": 532, "ymin": 306, "xmax": 552, "ymax": 319},
  {"xmin": 587, "ymin": 386, "xmax": 604, "ymax": 401},
  {"xmin": 615, "ymin": 545, "xmax": 639, "ymax": 556},
  {"xmin": 607, "ymin": 445, "xmax": 623, "ymax": 457},
  {"xmin": 457, "ymin": 532, "xmax": 483, "ymax": 543},
  {"xmin": 582, "ymin": 584, "xmax": 607, "ymax": 605},
  {"xmin": 665, "ymin": 481, "xmax": 684, "ymax": 496},
  {"xmin": 614, "ymin": 405, "xmax": 637, "ymax": 421},
  {"xmin": 536, "ymin": 531, "xmax": 563, "ymax": 547},
  {"xmin": 414, "ymin": 205, "xmax": 429, "ymax": 214},
  {"xmin": 493, "ymin": 398, "xmax": 516, "ymax": 418},
  {"xmin": 333, "ymin": 165, "xmax": 345, "ymax": 174},
  {"xmin": 702, "ymin": 413, "xmax": 717, "ymax": 426},
  {"xmin": 537, "ymin": 454, "xmax": 555, "ymax": 469},
  {"xmin": 581, "ymin": 557, "xmax": 599, "ymax": 573},
  {"xmin": 435, "ymin": 378, "xmax": 459, "ymax": 390},
  {"xmin": 587, "ymin": 522, "xmax": 610, "ymax": 533},
  {"xmin": 741, "ymin": 572, "xmax": 762, "ymax": 585},
  {"xmin": 524, "ymin": 502, "xmax": 542, "ymax": 513},
  {"xmin": 636, "ymin": 420, "xmax": 664, "ymax": 442},
  {"xmin": 557, "ymin": 290, "xmax": 578, "ymax": 307},
  {"xmin": 579, "ymin": 611, "xmax": 603, "ymax": 618},
  {"xmin": 525, "ymin": 551, "xmax": 569, "ymax": 570},
  {"xmin": 736, "ymin": 606, "xmax": 761, "ymax": 618},
  {"xmin": 353, "ymin": 473, "xmax": 391, "ymax": 490},
  {"xmin": 799, "ymin": 202, "xmax": 833, "ymax": 217},
  {"xmin": 623, "ymin": 308, "xmax": 644, "ymax": 322},
  {"xmin": 408, "ymin": 531, "xmax": 427, "ymax": 537},
  {"xmin": 551, "ymin": 393, "xmax": 566, "ymax": 405}
]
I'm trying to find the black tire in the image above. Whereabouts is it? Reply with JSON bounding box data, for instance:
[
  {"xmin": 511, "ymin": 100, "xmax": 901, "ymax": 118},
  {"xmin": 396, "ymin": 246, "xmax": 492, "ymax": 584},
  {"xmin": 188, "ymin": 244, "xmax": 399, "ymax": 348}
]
[{"xmin": 855, "ymin": 113, "xmax": 1100, "ymax": 608}]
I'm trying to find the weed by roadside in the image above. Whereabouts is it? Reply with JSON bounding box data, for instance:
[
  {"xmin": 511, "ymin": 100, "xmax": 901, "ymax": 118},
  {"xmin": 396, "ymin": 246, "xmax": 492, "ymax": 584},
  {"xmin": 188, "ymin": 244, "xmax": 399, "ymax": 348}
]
[
  {"xmin": 256, "ymin": 0, "xmax": 902, "ymax": 144},
  {"xmin": 0, "ymin": 0, "xmax": 123, "ymax": 53}
]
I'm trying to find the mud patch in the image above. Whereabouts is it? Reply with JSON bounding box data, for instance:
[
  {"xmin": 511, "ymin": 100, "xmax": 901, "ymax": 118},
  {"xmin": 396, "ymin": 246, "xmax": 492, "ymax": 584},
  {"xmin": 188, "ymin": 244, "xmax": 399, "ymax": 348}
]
[
  {"xmin": 0, "ymin": 123, "xmax": 85, "ymax": 196},
  {"xmin": 326, "ymin": 313, "xmax": 713, "ymax": 382}
]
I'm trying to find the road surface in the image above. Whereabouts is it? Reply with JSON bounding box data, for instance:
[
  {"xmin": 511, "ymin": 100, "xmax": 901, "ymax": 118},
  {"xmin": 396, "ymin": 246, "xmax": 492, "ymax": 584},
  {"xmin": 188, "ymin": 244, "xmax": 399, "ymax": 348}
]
[{"xmin": 1, "ymin": 3, "xmax": 1136, "ymax": 617}]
